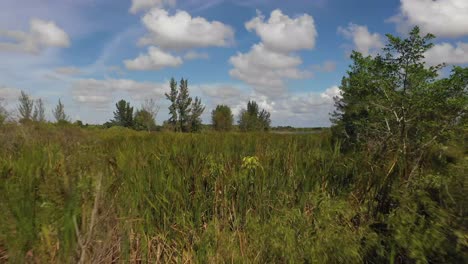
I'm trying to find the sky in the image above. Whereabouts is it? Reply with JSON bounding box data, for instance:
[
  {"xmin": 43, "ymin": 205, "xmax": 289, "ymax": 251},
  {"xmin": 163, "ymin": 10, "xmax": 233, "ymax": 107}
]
[{"xmin": 0, "ymin": 0, "xmax": 467, "ymax": 127}]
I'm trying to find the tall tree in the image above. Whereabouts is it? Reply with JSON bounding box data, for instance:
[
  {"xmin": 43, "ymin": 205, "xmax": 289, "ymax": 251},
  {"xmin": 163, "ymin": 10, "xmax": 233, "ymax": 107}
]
[
  {"xmin": 238, "ymin": 101, "xmax": 271, "ymax": 131},
  {"xmin": 176, "ymin": 78, "xmax": 192, "ymax": 132},
  {"xmin": 212, "ymin": 104, "xmax": 233, "ymax": 131},
  {"xmin": 259, "ymin": 109, "xmax": 271, "ymax": 131},
  {"xmin": 17, "ymin": 90, "xmax": 34, "ymax": 122},
  {"xmin": 165, "ymin": 78, "xmax": 178, "ymax": 131},
  {"xmin": 190, "ymin": 96, "xmax": 205, "ymax": 132},
  {"xmin": 331, "ymin": 26, "xmax": 467, "ymax": 215},
  {"xmin": 53, "ymin": 99, "xmax": 69, "ymax": 123},
  {"xmin": 112, "ymin": 100, "xmax": 134, "ymax": 127},
  {"xmin": 33, "ymin": 98, "xmax": 46, "ymax": 122}
]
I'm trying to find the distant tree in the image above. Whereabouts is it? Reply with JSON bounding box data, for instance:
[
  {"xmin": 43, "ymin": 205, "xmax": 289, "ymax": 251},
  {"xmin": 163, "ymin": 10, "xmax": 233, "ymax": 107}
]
[
  {"xmin": 74, "ymin": 120, "xmax": 84, "ymax": 127},
  {"xmin": 112, "ymin": 99, "xmax": 134, "ymax": 127},
  {"xmin": 134, "ymin": 109, "xmax": 156, "ymax": 131},
  {"xmin": 212, "ymin": 104, "xmax": 233, "ymax": 131},
  {"xmin": 165, "ymin": 78, "xmax": 205, "ymax": 132},
  {"xmin": 53, "ymin": 99, "xmax": 69, "ymax": 123},
  {"xmin": 142, "ymin": 98, "xmax": 160, "ymax": 123},
  {"xmin": 238, "ymin": 101, "xmax": 271, "ymax": 131},
  {"xmin": 165, "ymin": 78, "xmax": 178, "ymax": 131},
  {"xmin": 177, "ymin": 78, "xmax": 192, "ymax": 132},
  {"xmin": 190, "ymin": 96, "xmax": 205, "ymax": 132},
  {"xmin": 0, "ymin": 98, "xmax": 8, "ymax": 125},
  {"xmin": 32, "ymin": 98, "xmax": 46, "ymax": 122},
  {"xmin": 259, "ymin": 109, "xmax": 271, "ymax": 131},
  {"xmin": 17, "ymin": 90, "xmax": 34, "ymax": 122}
]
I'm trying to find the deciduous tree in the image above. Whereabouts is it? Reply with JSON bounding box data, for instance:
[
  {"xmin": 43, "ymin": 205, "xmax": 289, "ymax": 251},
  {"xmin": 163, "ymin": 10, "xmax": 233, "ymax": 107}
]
[
  {"xmin": 17, "ymin": 90, "xmax": 34, "ymax": 122},
  {"xmin": 212, "ymin": 104, "xmax": 233, "ymax": 131}
]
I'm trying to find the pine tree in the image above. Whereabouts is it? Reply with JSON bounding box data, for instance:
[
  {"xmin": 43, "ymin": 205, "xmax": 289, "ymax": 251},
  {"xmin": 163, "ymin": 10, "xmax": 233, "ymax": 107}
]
[
  {"xmin": 190, "ymin": 96, "xmax": 205, "ymax": 132},
  {"xmin": 238, "ymin": 101, "xmax": 271, "ymax": 131},
  {"xmin": 177, "ymin": 78, "xmax": 192, "ymax": 132},
  {"xmin": 165, "ymin": 78, "xmax": 178, "ymax": 131},
  {"xmin": 112, "ymin": 100, "xmax": 134, "ymax": 127}
]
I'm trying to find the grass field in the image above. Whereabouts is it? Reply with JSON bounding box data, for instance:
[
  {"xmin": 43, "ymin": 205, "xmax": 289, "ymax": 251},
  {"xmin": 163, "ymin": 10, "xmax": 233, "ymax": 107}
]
[{"xmin": 0, "ymin": 123, "xmax": 466, "ymax": 263}]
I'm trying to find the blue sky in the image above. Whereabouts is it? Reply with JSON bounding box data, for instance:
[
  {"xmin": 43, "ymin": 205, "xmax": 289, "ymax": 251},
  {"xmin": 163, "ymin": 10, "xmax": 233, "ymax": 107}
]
[{"xmin": 0, "ymin": 0, "xmax": 467, "ymax": 127}]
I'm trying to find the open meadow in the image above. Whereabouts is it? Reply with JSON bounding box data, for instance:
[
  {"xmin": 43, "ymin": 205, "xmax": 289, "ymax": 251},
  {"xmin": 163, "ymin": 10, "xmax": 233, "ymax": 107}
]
[{"xmin": 0, "ymin": 123, "xmax": 466, "ymax": 263}]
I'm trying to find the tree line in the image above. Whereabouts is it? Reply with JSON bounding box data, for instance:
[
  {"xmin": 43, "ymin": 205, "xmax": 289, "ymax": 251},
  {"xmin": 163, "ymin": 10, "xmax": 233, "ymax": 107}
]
[{"xmin": 0, "ymin": 78, "xmax": 272, "ymax": 132}]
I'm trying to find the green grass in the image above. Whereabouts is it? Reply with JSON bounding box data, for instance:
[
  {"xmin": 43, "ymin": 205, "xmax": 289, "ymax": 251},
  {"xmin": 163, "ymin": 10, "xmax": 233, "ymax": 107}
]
[{"xmin": 0, "ymin": 124, "xmax": 466, "ymax": 263}]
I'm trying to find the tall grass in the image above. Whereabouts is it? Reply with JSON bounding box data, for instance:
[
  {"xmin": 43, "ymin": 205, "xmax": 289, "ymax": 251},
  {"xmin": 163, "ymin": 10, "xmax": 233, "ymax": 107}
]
[{"xmin": 0, "ymin": 124, "xmax": 466, "ymax": 263}]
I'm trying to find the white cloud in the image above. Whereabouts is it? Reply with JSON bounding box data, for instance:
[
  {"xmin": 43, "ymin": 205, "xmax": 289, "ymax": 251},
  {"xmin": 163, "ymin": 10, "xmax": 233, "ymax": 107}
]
[
  {"xmin": 130, "ymin": 0, "xmax": 176, "ymax": 14},
  {"xmin": 338, "ymin": 23, "xmax": 384, "ymax": 56},
  {"xmin": 0, "ymin": 19, "xmax": 70, "ymax": 54},
  {"xmin": 390, "ymin": 0, "xmax": 468, "ymax": 38},
  {"xmin": 72, "ymin": 78, "xmax": 167, "ymax": 106},
  {"xmin": 229, "ymin": 9, "xmax": 316, "ymax": 98},
  {"xmin": 184, "ymin": 51, "xmax": 209, "ymax": 60},
  {"xmin": 229, "ymin": 43, "xmax": 311, "ymax": 96},
  {"xmin": 245, "ymin": 9, "xmax": 317, "ymax": 53},
  {"xmin": 425, "ymin": 42, "xmax": 468, "ymax": 66},
  {"xmin": 139, "ymin": 8, "xmax": 234, "ymax": 50},
  {"xmin": 55, "ymin": 66, "xmax": 81, "ymax": 75},
  {"xmin": 125, "ymin": 46, "xmax": 183, "ymax": 70}
]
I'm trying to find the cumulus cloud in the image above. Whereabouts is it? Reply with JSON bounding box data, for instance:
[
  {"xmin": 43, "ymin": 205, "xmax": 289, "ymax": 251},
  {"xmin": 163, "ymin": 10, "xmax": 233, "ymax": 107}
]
[
  {"xmin": 0, "ymin": 18, "xmax": 70, "ymax": 54},
  {"xmin": 130, "ymin": 0, "xmax": 176, "ymax": 14},
  {"xmin": 424, "ymin": 42, "xmax": 468, "ymax": 66},
  {"xmin": 124, "ymin": 46, "xmax": 183, "ymax": 70},
  {"xmin": 72, "ymin": 78, "xmax": 167, "ymax": 106},
  {"xmin": 229, "ymin": 43, "xmax": 311, "ymax": 96},
  {"xmin": 138, "ymin": 8, "xmax": 234, "ymax": 50},
  {"xmin": 389, "ymin": 0, "xmax": 468, "ymax": 38},
  {"xmin": 338, "ymin": 23, "xmax": 384, "ymax": 56},
  {"xmin": 230, "ymin": 10, "xmax": 315, "ymax": 98},
  {"xmin": 245, "ymin": 9, "xmax": 317, "ymax": 53},
  {"xmin": 55, "ymin": 66, "xmax": 81, "ymax": 75}
]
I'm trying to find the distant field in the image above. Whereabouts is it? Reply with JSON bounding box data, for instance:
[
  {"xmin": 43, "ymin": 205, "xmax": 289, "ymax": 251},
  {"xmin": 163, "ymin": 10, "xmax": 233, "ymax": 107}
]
[{"xmin": 0, "ymin": 124, "xmax": 466, "ymax": 263}]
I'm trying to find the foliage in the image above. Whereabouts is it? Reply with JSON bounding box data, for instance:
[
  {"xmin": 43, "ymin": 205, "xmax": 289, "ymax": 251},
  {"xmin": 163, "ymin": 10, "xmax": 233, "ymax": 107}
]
[
  {"xmin": 0, "ymin": 125, "xmax": 465, "ymax": 263},
  {"xmin": 177, "ymin": 78, "xmax": 192, "ymax": 132},
  {"xmin": 212, "ymin": 104, "xmax": 233, "ymax": 131},
  {"xmin": 32, "ymin": 98, "xmax": 46, "ymax": 122},
  {"xmin": 52, "ymin": 99, "xmax": 69, "ymax": 123},
  {"xmin": 17, "ymin": 90, "xmax": 34, "ymax": 122},
  {"xmin": 238, "ymin": 101, "xmax": 271, "ymax": 131},
  {"xmin": 134, "ymin": 109, "xmax": 156, "ymax": 131},
  {"xmin": 165, "ymin": 78, "xmax": 179, "ymax": 130},
  {"xmin": 165, "ymin": 78, "xmax": 205, "ymax": 132},
  {"xmin": 112, "ymin": 99, "xmax": 134, "ymax": 128},
  {"xmin": 0, "ymin": 98, "xmax": 8, "ymax": 125},
  {"xmin": 190, "ymin": 97, "xmax": 205, "ymax": 132},
  {"xmin": 330, "ymin": 26, "xmax": 468, "ymax": 262}
]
